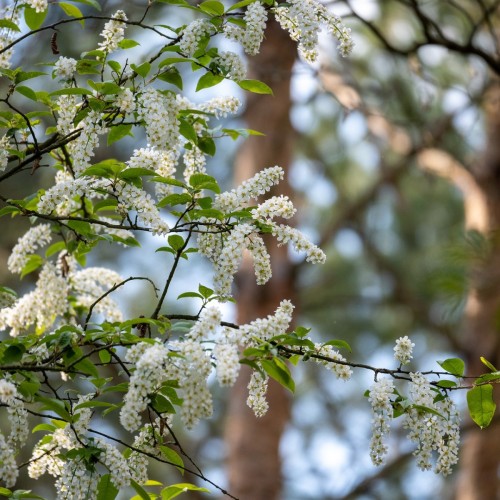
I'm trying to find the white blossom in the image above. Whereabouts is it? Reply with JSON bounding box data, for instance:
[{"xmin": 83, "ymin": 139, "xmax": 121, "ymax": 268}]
[
  {"xmin": 137, "ymin": 88, "xmax": 180, "ymax": 151},
  {"xmin": 368, "ymin": 378, "xmax": 394, "ymax": 465},
  {"xmin": 56, "ymin": 95, "xmax": 78, "ymax": 136},
  {"xmin": 0, "ymin": 134, "xmax": 10, "ymax": 171},
  {"xmin": 198, "ymin": 96, "xmax": 241, "ymax": 118},
  {"xmin": 313, "ymin": 343, "xmax": 352, "ymax": 380},
  {"xmin": 98, "ymin": 10, "xmax": 127, "ymax": 54},
  {"xmin": 247, "ymin": 371, "xmax": 269, "ymax": 417},
  {"xmin": 224, "ymin": 2, "xmax": 267, "ymax": 56},
  {"xmin": 54, "ymin": 56, "xmax": 77, "ymax": 80},
  {"xmin": 215, "ymin": 51, "xmax": 247, "ymax": 81},
  {"xmin": 26, "ymin": 0, "xmax": 47, "ymax": 13},
  {"xmin": 394, "ymin": 335, "xmax": 415, "ymax": 365},
  {"xmin": 179, "ymin": 19, "xmax": 212, "ymax": 57},
  {"xmin": 214, "ymin": 343, "xmax": 240, "ymax": 386},
  {"xmin": 7, "ymin": 223, "xmax": 52, "ymax": 274},
  {"xmin": 252, "ymin": 195, "xmax": 296, "ymax": 223},
  {"xmin": 0, "ymin": 432, "xmax": 17, "ymax": 487},
  {"xmin": 115, "ymin": 87, "xmax": 136, "ymax": 114}
]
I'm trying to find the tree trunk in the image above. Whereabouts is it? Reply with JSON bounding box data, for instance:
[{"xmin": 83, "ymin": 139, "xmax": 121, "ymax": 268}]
[
  {"xmin": 455, "ymin": 83, "xmax": 500, "ymax": 500},
  {"xmin": 224, "ymin": 20, "xmax": 297, "ymax": 500}
]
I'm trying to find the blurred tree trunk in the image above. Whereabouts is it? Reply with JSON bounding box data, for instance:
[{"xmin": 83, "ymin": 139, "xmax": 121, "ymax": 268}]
[
  {"xmin": 455, "ymin": 82, "xmax": 500, "ymax": 500},
  {"xmin": 224, "ymin": 20, "xmax": 297, "ymax": 500}
]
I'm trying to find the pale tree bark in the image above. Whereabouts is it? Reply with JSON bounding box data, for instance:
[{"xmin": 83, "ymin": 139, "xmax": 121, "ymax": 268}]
[
  {"xmin": 224, "ymin": 20, "xmax": 297, "ymax": 500},
  {"xmin": 419, "ymin": 82, "xmax": 500, "ymax": 500},
  {"xmin": 455, "ymin": 82, "xmax": 500, "ymax": 500}
]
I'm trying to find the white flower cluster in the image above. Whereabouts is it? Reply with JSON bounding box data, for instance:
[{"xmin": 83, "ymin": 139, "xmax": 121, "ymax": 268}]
[
  {"xmin": 173, "ymin": 339, "xmax": 213, "ymax": 429},
  {"xmin": 7, "ymin": 223, "xmax": 52, "ymax": 274},
  {"xmin": 0, "ymin": 6, "xmax": 18, "ymax": 69},
  {"xmin": 394, "ymin": 335, "xmax": 415, "ymax": 365},
  {"xmin": 247, "ymin": 371, "xmax": 269, "ymax": 417},
  {"xmin": 93, "ymin": 438, "xmax": 131, "ymax": 489},
  {"xmin": 0, "ymin": 134, "xmax": 10, "ymax": 171},
  {"xmin": 56, "ymin": 95, "xmax": 78, "ymax": 136},
  {"xmin": 240, "ymin": 299, "xmax": 294, "ymax": 345},
  {"xmin": 198, "ymin": 96, "xmax": 241, "ymax": 118},
  {"xmin": 246, "ymin": 234, "xmax": 272, "ymax": 285},
  {"xmin": 224, "ymin": 1, "xmax": 267, "ymax": 56},
  {"xmin": 38, "ymin": 176, "xmax": 106, "ymax": 216},
  {"xmin": 0, "ymin": 380, "xmax": 27, "ymax": 486},
  {"xmin": 115, "ymin": 87, "xmax": 136, "ymax": 114},
  {"xmin": 368, "ymin": 377, "xmax": 394, "ymax": 465},
  {"xmin": 137, "ymin": 89, "xmax": 180, "ymax": 151},
  {"xmin": 120, "ymin": 343, "xmax": 174, "ymax": 431},
  {"xmin": 115, "ymin": 181, "xmax": 170, "ymax": 234},
  {"xmin": 312, "ymin": 343, "xmax": 352, "ymax": 380},
  {"xmin": 98, "ymin": 10, "xmax": 127, "ymax": 54},
  {"xmin": 26, "ymin": 0, "xmax": 47, "ymax": 13},
  {"xmin": 179, "ymin": 19, "xmax": 212, "ymax": 57},
  {"xmin": 273, "ymin": 0, "xmax": 353, "ymax": 61},
  {"xmin": 183, "ymin": 145, "xmax": 207, "ymax": 182},
  {"xmin": 128, "ymin": 418, "xmax": 171, "ymax": 484},
  {"xmin": 215, "ymin": 51, "xmax": 247, "ymax": 81},
  {"xmin": 271, "ymin": 223, "xmax": 326, "ymax": 264},
  {"xmin": 251, "ymin": 195, "xmax": 296, "ymax": 223},
  {"xmin": 187, "ymin": 303, "xmax": 222, "ymax": 341},
  {"xmin": 0, "ymin": 379, "xmax": 28, "ymax": 447},
  {"xmin": 55, "ymin": 458, "xmax": 100, "ymax": 500},
  {"xmin": 29, "ymin": 427, "xmax": 73, "ymax": 480},
  {"xmin": 68, "ymin": 110, "xmax": 108, "ymax": 174},
  {"xmin": 403, "ymin": 372, "xmax": 460, "ymax": 475},
  {"xmin": 0, "ymin": 262, "xmax": 68, "ymax": 336},
  {"xmin": 0, "ymin": 432, "xmax": 17, "ymax": 487},
  {"xmin": 54, "ymin": 56, "xmax": 77, "ymax": 80},
  {"xmin": 213, "ymin": 342, "xmax": 240, "ymax": 386},
  {"xmin": 69, "ymin": 267, "xmax": 123, "ymax": 322},
  {"xmin": 214, "ymin": 166, "xmax": 284, "ymax": 212}
]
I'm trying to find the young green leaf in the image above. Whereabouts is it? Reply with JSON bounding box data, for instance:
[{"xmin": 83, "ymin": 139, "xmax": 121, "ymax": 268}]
[
  {"xmin": 437, "ymin": 357, "xmax": 465, "ymax": 377},
  {"xmin": 467, "ymin": 384, "xmax": 496, "ymax": 429}
]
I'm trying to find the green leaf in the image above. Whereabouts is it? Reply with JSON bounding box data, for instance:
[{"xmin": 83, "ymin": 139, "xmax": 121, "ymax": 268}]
[
  {"xmin": 71, "ymin": 0, "xmax": 101, "ymax": 9},
  {"xmin": 177, "ymin": 291, "xmax": 203, "ymax": 299},
  {"xmin": 118, "ymin": 168, "xmax": 157, "ymax": 179},
  {"xmin": 197, "ymin": 136, "xmax": 216, "ymax": 156},
  {"xmin": 157, "ymin": 68, "xmax": 183, "ymax": 90},
  {"xmin": 437, "ymin": 357, "xmax": 465, "ymax": 377},
  {"xmin": 157, "ymin": 193, "xmax": 192, "ymax": 208},
  {"xmin": 261, "ymin": 359, "xmax": 295, "ymax": 393},
  {"xmin": 107, "ymin": 124, "xmax": 133, "ymax": 145},
  {"xmin": 58, "ymin": 2, "xmax": 84, "ymax": 22},
  {"xmin": 198, "ymin": 284, "xmax": 213, "ymax": 298},
  {"xmin": 151, "ymin": 394, "xmax": 176, "ymax": 414},
  {"xmin": 480, "ymin": 356, "xmax": 498, "ymax": 372},
  {"xmin": 50, "ymin": 87, "xmax": 91, "ymax": 96},
  {"xmin": 130, "ymin": 480, "xmax": 151, "ymax": 500},
  {"xmin": 2, "ymin": 344, "xmax": 25, "ymax": 364},
  {"xmin": 199, "ymin": 0, "xmax": 225, "ymax": 16},
  {"xmin": 21, "ymin": 254, "xmax": 44, "ymax": 278},
  {"xmin": 15, "ymin": 71, "xmax": 47, "ymax": 83},
  {"xmin": 179, "ymin": 118, "xmax": 198, "ymax": 144},
  {"xmin": 96, "ymin": 474, "xmax": 119, "ymax": 500},
  {"xmin": 24, "ymin": 6, "xmax": 48, "ymax": 30},
  {"xmin": 467, "ymin": 384, "xmax": 496, "ymax": 428},
  {"xmin": 196, "ymin": 72, "xmax": 224, "ymax": 91},
  {"xmin": 159, "ymin": 446, "xmax": 184, "ymax": 474},
  {"xmin": 435, "ymin": 380, "xmax": 457, "ymax": 388},
  {"xmin": 189, "ymin": 173, "xmax": 219, "ymax": 191},
  {"xmin": 0, "ymin": 19, "xmax": 20, "ymax": 31},
  {"xmin": 15, "ymin": 86, "xmax": 37, "ymax": 101},
  {"xmin": 228, "ymin": 0, "xmax": 257, "ymax": 11},
  {"xmin": 119, "ymin": 39, "xmax": 141, "ymax": 49},
  {"xmin": 238, "ymin": 79, "xmax": 273, "ymax": 95},
  {"xmin": 132, "ymin": 62, "xmax": 151, "ymax": 78},
  {"xmin": 161, "ymin": 484, "xmax": 210, "ymax": 500},
  {"xmin": 167, "ymin": 234, "xmax": 184, "ymax": 251},
  {"xmin": 0, "ymin": 488, "xmax": 11, "ymax": 497},
  {"xmin": 32, "ymin": 423, "xmax": 56, "ymax": 433},
  {"xmin": 45, "ymin": 241, "xmax": 66, "ymax": 258},
  {"xmin": 322, "ymin": 339, "xmax": 352, "ymax": 352},
  {"xmin": 36, "ymin": 396, "xmax": 72, "ymax": 421}
]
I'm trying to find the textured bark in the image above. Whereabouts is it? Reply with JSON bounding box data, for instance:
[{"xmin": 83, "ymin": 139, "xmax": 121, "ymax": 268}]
[
  {"xmin": 224, "ymin": 20, "xmax": 297, "ymax": 500},
  {"xmin": 455, "ymin": 83, "xmax": 500, "ymax": 500}
]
